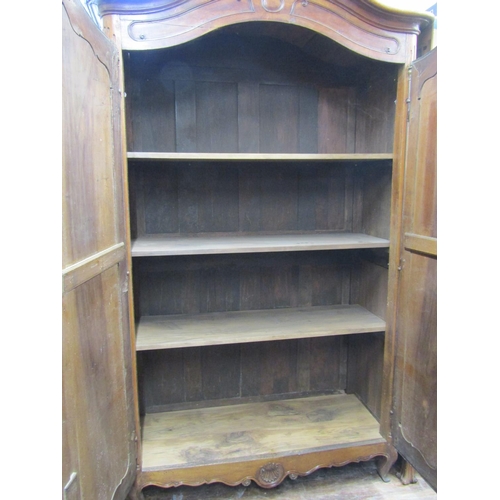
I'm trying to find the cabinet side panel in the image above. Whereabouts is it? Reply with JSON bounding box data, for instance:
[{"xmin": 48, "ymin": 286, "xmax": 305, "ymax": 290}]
[
  {"xmin": 355, "ymin": 67, "xmax": 398, "ymax": 154},
  {"xmin": 346, "ymin": 332, "xmax": 385, "ymax": 419},
  {"xmin": 361, "ymin": 165, "xmax": 393, "ymax": 240},
  {"xmin": 347, "ymin": 257, "xmax": 388, "ymax": 419}
]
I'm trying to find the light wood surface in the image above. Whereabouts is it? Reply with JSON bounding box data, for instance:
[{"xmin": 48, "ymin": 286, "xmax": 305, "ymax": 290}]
[
  {"xmin": 404, "ymin": 232, "xmax": 437, "ymax": 257},
  {"xmin": 141, "ymin": 394, "xmax": 384, "ymax": 471},
  {"xmin": 62, "ymin": 2, "xmax": 136, "ymax": 498},
  {"xmin": 136, "ymin": 305, "xmax": 385, "ymax": 351},
  {"xmin": 131, "ymin": 233, "xmax": 390, "ymax": 257},
  {"xmin": 128, "ymin": 152, "xmax": 393, "ymax": 162}
]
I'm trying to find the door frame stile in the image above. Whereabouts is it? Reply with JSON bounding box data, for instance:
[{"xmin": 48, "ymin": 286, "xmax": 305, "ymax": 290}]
[
  {"xmin": 379, "ymin": 38, "xmax": 416, "ymax": 442},
  {"xmin": 103, "ymin": 11, "xmax": 143, "ymax": 477}
]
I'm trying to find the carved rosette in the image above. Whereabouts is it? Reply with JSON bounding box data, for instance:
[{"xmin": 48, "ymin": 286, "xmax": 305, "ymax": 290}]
[{"xmin": 256, "ymin": 462, "xmax": 285, "ymax": 488}]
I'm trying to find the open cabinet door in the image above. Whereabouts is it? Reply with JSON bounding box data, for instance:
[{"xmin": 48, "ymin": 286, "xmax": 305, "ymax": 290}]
[
  {"xmin": 62, "ymin": 1, "xmax": 136, "ymax": 498},
  {"xmin": 392, "ymin": 47, "xmax": 437, "ymax": 490}
]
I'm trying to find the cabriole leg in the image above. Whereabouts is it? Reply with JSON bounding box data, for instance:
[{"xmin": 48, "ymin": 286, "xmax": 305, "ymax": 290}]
[{"xmin": 376, "ymin": 445, "xmax": 398, "ymax": 482}]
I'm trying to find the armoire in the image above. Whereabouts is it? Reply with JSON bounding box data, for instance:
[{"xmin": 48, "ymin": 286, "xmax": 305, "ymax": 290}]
[{"xmin": 62, "ymin": 0, "xmax": 437, "ymax": 498}]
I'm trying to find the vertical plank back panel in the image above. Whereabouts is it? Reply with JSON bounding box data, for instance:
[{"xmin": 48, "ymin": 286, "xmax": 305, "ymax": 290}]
[{"xmin": 140, "ymin": 337, "xmax": 348, "ymax": 412}]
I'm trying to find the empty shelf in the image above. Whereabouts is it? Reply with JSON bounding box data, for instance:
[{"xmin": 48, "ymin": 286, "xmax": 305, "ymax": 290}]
[
  {"xmin": 131, "ymin": 232, "xmax": 390, "ymax": 257},
  {"xmin": 135, "ymin": 304, "xmax": 386, "ymax": 351}
]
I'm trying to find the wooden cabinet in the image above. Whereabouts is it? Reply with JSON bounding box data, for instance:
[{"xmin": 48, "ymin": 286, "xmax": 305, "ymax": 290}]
[{"xmin": 62, "ymin": 0, "xmax": 437, "ymax": 497}]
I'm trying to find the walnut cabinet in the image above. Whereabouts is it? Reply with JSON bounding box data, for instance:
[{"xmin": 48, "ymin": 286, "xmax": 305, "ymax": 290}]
[{"xmin": 62, "ymin": 0, "xmax": 437, "ymax": 498}]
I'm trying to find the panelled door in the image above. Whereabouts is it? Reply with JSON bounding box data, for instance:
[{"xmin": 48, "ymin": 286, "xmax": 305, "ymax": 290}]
[
  {"xmin": 392, "ymin": 47, "xmax": 437, "ymax": 490},
  {"xmin": 62, "ymin": 1, "xmax": 136, "ymax": 498}
]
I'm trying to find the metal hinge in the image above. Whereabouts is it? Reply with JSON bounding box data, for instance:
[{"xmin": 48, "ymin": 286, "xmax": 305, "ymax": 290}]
[
  {"xmin": 406, "ymin": 66, "xmax": 413, "ymax": 122},
  {"xmin": 63, "ymin": 472, "xmax": 78, "ymax": 500},
  {"xmin": 398, "ymin": 258, "xmax": 405, "ymax": 272}
]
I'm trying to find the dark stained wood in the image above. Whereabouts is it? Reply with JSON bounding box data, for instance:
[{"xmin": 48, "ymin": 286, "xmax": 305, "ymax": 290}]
[
  {"xmin": 299, "ymin": 86, "xmax": 319, "ymax": 153},
  {"xmin": 390, "ymin": 48, "xmax": 437, "ymax": 490},
  {"xmin": 346, "ymin": 332, "xmax": 385, "ymax": 419},
  {"xmin": 128, "ymin": 161, "xmax": 393, "ymax": 240},
  {"xmin": 139, "ymin": 338, "xmax": 349, "ymax": 413},
  {"xmin": 238, "ymin": 83, "xmax": 260, "ymax": 153},
  {"xmin": 133, "ymin": 252, "xmax": 352, "ymax": 317},
  {"xmin": 351, "ymin": 253, "xmax": 390, "ymax": 321},
  {"xmin": 318, "ymin": 88, "xmax": 356, "ymax": 153},
  {"xmin": 259, "ymin": 84, "xmax": 300, "ymax": 153},
  {"xmin": 123, "ymin": 31, "xmax": 398, "ymax": 155},
  {"xmin": 62, "ymin": 1, "xmax": 136, "ymax": 498},
  {"xmin": 125, "ymin": 72, "xmax": 176, "ymax": 152},
  {"xmin": 196, "ymin": 81, "xmax": 239, "ymax": 152},
  {"xmin": 355, "ymin": 68, "xmax": 398, "ymax": 154},
  {"xmin": 174, "ymin": 80, "xmax": 197, "ymax": 152},
  {"xmin": 360, "ymin": 165, "xmax": 393, "ymax": 239}
]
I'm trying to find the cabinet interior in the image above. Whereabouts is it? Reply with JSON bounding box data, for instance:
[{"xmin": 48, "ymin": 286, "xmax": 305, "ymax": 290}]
[{"xmin": 123, "ymin": 22, "xmax": 399, "ymax": 477}]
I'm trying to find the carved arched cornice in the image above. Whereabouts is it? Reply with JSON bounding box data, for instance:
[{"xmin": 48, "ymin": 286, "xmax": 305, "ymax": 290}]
[{"xmin": 97, "ymin": 0, "xmax": 434, "ymax": 63}]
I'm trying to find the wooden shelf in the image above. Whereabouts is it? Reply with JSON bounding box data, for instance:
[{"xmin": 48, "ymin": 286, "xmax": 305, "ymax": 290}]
[
  {"xmin": 131, "ymin": 232, "xmax": 390, "ymax": 257},
  {"xmin": 135, "ymin": 304, "xmax": 385, "ymax": 351},
  {"xmin": 141, "ymin": 393, "xmax": 386, "ymax": 472},
  {"xmin": 128, "ymin": 152, "xmax": 393, "ymax": 162}
]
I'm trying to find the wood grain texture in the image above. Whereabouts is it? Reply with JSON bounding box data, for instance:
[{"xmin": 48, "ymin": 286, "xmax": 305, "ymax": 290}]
[
  {"xmin": 139, "ymin": 337, "xmax": 348, "ymax": 412},
  {"xmin": 63, "ymin": 267, "xmax": 135, "ymax": 499},
  {"xmin": 63, "ymin": 2, "xmax": 118, "ymax": 268},
  {"xmin": 379, "ymin": 55, "xmax": 413, "ymax": 443},
  {"xmin": 346, "ymin": 332, "xmax": 385, "ymax": 419},
  {"xmin": 62, "ymin": 2, "xmax": 136, "ymax": 498},
  {"xmin": 354, "ymin": 68, "xmax": 398, "ymax": 154},
  {"xmin": 129, "ymin": 160, "xmax": 392, "ymax": 241},
  {"xmin": 136, "ymin": 304, "xmax": 385, "ymax": 350},
  {"xmin": 140, "ymin": 394, "xmax": 386, "ymax": 473},
  {"xmin": 133, "ymin": 251, "xmax": 351, "ymax": 317},
  {"xmin": 391, "ymin": 48, "xmax": 437, "ymax": 490}
]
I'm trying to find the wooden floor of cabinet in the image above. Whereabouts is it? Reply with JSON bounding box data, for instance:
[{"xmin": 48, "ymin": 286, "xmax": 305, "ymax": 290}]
[{"xmin": 138, "ymin": 393, "xmax": 395, "ymax": 490}]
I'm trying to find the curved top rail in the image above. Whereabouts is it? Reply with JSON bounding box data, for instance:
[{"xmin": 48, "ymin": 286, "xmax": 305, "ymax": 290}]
[{"xmin": 97, "ymin": 0, "xmax": 434, "ymax": 62}]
